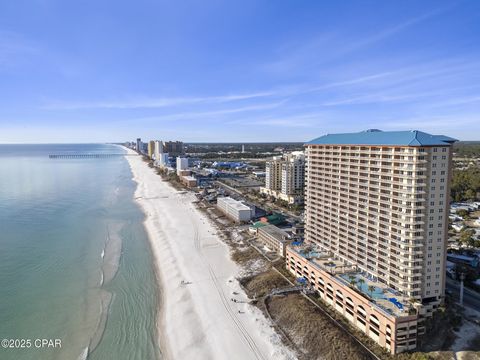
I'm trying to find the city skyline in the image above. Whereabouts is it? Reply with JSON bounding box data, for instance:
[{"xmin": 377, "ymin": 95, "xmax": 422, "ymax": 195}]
[{"xmin": 1, "ymin": 1, "xmax": 480, "ymax": 143}]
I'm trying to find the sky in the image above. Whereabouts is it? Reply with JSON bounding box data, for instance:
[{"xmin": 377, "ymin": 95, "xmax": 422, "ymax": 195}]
[{"xmin": 0, "ymin": 0, "xmax": 479, "ymax": 143}]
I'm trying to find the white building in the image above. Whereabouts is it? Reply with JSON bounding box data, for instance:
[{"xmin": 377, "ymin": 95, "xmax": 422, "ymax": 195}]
[
  {"xmin": 154, "ymin": 140, "xmax": 163, "ymax": 161},
  {"xmin": 176, "ymin": 157, "xmax": 189, "ymax": 176},
  {"xmin": 157, "ymin": 153, "xmax": 169, "ymax": 168},
  {"xmin": 261, "ymin": 151, "xmax": 305, "ymax": 204},
  {"xmin": 217, "ymin": 197, "xmax": 253, "ymax": 222}
]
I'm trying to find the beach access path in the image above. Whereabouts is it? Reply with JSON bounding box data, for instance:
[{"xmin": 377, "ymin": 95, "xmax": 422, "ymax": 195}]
[{"xmin": 125, "ymin": 150, "xmax": 295, "ymax": 360}]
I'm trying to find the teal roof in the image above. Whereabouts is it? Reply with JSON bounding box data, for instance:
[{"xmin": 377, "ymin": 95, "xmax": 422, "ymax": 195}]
[
  {"xmin": 307, "ymin": 129, "xmax": 457, "ymax": 146},
  {"xmin": 251, "ymin": 221, "xmax": 267, "ymax": 228}
]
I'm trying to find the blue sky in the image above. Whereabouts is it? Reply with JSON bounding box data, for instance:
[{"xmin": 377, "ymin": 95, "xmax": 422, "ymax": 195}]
[{"xmin": 0, "ymin": 0, "xmax": 479, "ymax": 143}]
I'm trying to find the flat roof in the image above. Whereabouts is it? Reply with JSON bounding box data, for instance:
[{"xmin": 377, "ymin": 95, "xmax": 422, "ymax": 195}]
[
  {"xmin": 217, "ymin": 196, "xmax": 251, "ymax": 211},
  {"xmin": 307, "ymin": 129, "xmax": 457, "ymax": 146},
  {"xmin": 259, "ymin": 224, "xmax": 290, "ymax": 242}
]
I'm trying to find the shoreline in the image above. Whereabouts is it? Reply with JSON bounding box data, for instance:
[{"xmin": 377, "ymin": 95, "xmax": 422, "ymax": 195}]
[
  {"xmin": 124, "ymin": 149, "xmax": 294, "ymax": 360},
  {"xmin": 125, "ymin": 150, "xmax": 172, "ymax": 360}
]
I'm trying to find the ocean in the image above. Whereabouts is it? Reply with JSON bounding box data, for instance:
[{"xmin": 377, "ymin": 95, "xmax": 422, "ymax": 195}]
[{"xmin": 0, "ymin": 144, "xmax": 161, "ymax": 360}]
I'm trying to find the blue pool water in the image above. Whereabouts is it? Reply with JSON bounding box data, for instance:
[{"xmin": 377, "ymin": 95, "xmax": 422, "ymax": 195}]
[{"xmin": 340, "ymin": 274, "xmax": 385, "ymax": 299}]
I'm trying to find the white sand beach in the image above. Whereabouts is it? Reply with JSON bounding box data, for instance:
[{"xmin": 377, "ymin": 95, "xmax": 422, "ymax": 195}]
[{"xmin": 125, "ymin": 150, "xmax": 295, "ymax": 360}]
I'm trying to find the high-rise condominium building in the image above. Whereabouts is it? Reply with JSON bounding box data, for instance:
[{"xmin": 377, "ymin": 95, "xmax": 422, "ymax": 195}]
[
  {"xmin": 136, "ymin": 138, "xmax": 142, "ymax": 153},
  {"xmin": 176, "ymin": 157, "xmax": 189, "ymax": 176},
  {"xmin": 147, "ymin": 140, "xmax": 155, "ymax": 158},
  {"xmin": 164, "ymin": 141, "xmax": 184, "ymax": 156},
  {"xmin": 305, "ymin": 130, "xmax": 456, "ymax": 310},
  {"xmin": 284, "ymin": 130, "xmax": 456, "ymax": 354},
  {"xmin": 261, "ymin": 151, "xmax": 305, "ymax": 204},
  {"xmin": 154, "ymin": 140, "xmax": 163, "ymax": 161}
]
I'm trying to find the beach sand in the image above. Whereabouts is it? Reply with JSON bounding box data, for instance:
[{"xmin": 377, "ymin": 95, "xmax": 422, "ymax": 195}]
[{"xmin": 125, "ymin": 150, "xmax": 295, "ymax": 360}]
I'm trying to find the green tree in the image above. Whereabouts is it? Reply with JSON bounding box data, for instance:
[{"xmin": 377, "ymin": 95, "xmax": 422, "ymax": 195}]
[
  {"xmin": 368, "ymin": 285, "xmax": 375, "ymax": 298},
  {"xmin": 357, "ymin": 278, "xmax": 365, "ymax": 290},
  {"xmin": 465, "ymin": 189, "xmax": 477, "ymax": 200},
  {"xmin": 459, "ymin": 229, "xmax": 476, "ymax": 247},
  {"xmin": 451, "ymin": 167, "xmax": 480, "ymax": 202}
]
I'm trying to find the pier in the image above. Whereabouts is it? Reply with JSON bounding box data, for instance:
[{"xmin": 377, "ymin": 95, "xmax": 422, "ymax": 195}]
[{"xmin": 49, "ymin": 154, "xmax": 135, "ymax": 159}]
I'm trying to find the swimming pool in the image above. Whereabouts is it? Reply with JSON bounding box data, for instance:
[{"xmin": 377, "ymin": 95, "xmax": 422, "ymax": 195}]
[{"xmin": 340, "ymin": 274, "xmax": 385, "ymax": 299}]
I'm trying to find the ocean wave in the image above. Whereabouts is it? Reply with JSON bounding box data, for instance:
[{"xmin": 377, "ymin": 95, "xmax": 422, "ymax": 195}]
[
  {"xmin": 101, "ymin": 223, "xmax": 123, "ymax": 285},
  {"xmin": 76, "ymin": 346, "xmax": 89, "ymax": 360},
  {"xmin": 87, "ymin": 290, "xmax": 113, "ymax": 356}
]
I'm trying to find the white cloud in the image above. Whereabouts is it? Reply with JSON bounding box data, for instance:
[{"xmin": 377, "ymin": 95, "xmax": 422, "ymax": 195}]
[{"xmin": 42, "ymin": 91, "xmax": 278, "ymax": 110}]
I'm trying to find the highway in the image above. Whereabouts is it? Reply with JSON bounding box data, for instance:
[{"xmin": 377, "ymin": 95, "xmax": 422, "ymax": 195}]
[{"xmin": 446, "ymin": 277, "xmax": 480, "ymax": 310}]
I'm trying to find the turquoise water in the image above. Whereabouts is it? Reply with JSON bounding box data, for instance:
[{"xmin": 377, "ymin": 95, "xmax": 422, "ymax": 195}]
[{"xmin": 0, "ymin": 144, "xmax": 161, "ymax": 360}]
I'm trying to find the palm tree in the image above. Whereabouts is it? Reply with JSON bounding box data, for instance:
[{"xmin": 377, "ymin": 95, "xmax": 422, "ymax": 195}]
[
  {"xmin": 349, "ymin": 279, "xmax": 357, "ymax": 288},
  {"xmin": 358, "ymin": 278, "xmax": 365, "ymax": 290},
  {"xmin": 368, "ymin": 285, "xmax": 375, "ymax": 298}
]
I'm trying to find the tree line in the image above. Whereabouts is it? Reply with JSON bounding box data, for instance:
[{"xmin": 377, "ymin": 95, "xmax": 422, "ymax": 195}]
[{"xmin": 451, "ymin": 167, "xmax": 480, "ymax": 202}]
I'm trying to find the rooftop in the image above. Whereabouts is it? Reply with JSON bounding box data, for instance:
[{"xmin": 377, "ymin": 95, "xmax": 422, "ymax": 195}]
[
  {"xmin": 258, "ymin": 224, "xmax": 290, "ymax": 243},
  {"xmin": 260, "ymin": 213, "xmax": 286, "ymax": 225},
  {"xmin": 217, "ymin": 196, "xmax": 251, "ymax": 211},
  {"xmin": 307, "ymin": 129, "xmax": 457, "ymax": 146}
]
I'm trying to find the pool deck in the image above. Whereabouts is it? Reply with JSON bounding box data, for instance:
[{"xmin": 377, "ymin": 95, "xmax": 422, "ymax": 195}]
[{"xmin": 293, "ymin": 244, "xmax": 411, "ymax": 317}]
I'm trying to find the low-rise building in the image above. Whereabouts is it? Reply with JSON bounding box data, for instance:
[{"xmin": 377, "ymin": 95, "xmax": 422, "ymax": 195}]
[
  {"xmin": 217, "ymin": 197, "xmax": 253, "ymax": 222},
  {"xmin": 252, "ymin": 171, "xmax": 266, "ymax": 178},
  {"xmin": 181, "ymin": 175, "xmax": 197, "ymax": 188},
  {"xmin": 178, "ymin": 169, "xmax": 191, "ymax": 177},
  {"xmin": 259, "ymin": 213, "xmax": 286, "ymax": 226},
  {"xmin": 286, "ymin": 244, "xmax": 418, "ymax": 354},
  {"xmin": 257, "ymin": 225, "xmax": 292, "ymax": 257}
]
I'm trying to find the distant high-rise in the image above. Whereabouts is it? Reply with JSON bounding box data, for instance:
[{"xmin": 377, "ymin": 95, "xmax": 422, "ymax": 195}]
[
  {"xmin": 136, "ymin": 138, "xmax": 142, "ymax": 153},
  {"xmin": 147, "ymin": 140, "xmax": 155, "ymax": 158},
  {"xmin": 176, "ymin": 157, "xmax": 189, "ymax": 176},
  {"xmin": 154, "ymin": 140, "xmax": 163, "ymax": 161},
  {"xmin": 164, "ymin": 141, "xmax": 184, "ymax": 156},
  {"xmin": 261, "ymin": 152, "xmax": 305, "ymax": 204},
  {"xmin": 158, "ymin": 153, "xmax": 169, "ymax": 168}
]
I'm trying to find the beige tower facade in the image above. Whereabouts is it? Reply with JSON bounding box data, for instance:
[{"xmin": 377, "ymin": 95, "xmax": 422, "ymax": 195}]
[
  {"xmin": 304, "ymin": 130, "xmax": 456, "ymax": 312},
  {"xmin": 262, "ymin": 152, "xmax": 305, "ymax": 204},
  {"xmin": 147, "ymin": 140, "xmax": 155, "ymax": 158}
]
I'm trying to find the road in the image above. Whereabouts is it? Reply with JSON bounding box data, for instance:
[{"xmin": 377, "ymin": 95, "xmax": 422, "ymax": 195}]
[
  {"xmin": 446, "ymin": 277, "xmax": 480, "ymax": 310},
  {"xmin": 214, "ymin": 180, "xmax": 304, "ymax": 222}
]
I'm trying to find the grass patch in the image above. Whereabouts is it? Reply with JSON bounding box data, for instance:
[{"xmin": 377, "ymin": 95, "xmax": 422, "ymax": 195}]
[{"xmin": 240, "ymin": 269, "xmax": 290, "ymax": 298}]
